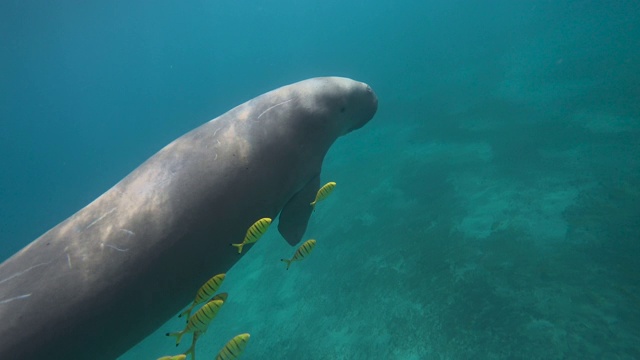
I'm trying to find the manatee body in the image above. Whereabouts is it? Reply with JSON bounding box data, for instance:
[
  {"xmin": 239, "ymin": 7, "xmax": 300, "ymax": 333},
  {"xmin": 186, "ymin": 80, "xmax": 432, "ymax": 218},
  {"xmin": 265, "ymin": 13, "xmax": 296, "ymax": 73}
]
[{"xmin": 0, "ymin": 77, "xmax": 377, "ymax": 359}]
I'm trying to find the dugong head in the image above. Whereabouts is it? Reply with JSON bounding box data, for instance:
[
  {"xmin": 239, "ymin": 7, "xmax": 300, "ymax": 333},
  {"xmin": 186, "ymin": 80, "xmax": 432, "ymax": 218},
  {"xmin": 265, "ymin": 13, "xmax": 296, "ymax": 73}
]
[{"xmin": 296, "ymin": 77, "xmax": 378, "ymax": 137}]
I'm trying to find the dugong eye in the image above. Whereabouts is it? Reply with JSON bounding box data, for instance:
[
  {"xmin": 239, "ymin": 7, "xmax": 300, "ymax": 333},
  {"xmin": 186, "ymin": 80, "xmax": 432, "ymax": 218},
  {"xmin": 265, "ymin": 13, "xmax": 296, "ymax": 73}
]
[{"xmin": 340, "ymin": 107, "xmax": 346, "ymax": 113}]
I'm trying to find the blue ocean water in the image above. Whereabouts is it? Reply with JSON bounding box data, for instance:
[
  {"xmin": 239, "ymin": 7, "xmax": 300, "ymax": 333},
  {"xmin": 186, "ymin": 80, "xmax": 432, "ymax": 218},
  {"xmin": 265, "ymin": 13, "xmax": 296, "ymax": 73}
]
[{"xmin": 1, "ymin": 0, "xmax": 639, "ymax": 359}]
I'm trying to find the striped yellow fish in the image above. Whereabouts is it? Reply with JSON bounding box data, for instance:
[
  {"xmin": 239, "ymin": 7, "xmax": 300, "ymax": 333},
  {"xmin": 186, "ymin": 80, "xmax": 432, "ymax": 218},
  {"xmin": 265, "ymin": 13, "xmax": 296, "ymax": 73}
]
[
  {"xmin": 231, "ymin": 217, "xmax": 272, "ymax": 254},
  {"xmin": 180, "ymin": 294, "xmax": 229, "ymax": 359},
  {"xmin": 180, "ymin": 292, "xmax": 228, "ymax": 323},
  {"xmin": 166, "ymin": 299, "xmax": 225, "ymax": 345},
  {"xmin": 216, "ymin": 333, "xmax": 251, "ymax": 360},
  {"xmin": 156, "ymin": 355, "xmax": 186, "ymax": 360},
  {"xmin": 310, "ymin": 182, "xmax": 336, "ymax": 207},
  {"xmin": 281, "ymin": 239, "xmax": 316, "ymax": 270},
  {"xmin": 179, "ymin": 273, "xmax": 226, "ymax": 319}
]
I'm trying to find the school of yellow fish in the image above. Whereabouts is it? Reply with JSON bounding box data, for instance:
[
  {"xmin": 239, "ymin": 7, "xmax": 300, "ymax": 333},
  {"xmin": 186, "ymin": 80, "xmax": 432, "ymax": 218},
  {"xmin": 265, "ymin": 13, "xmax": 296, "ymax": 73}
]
[{"xmin": 156, "ymin": 182, "xmax": 335, "ymax": 359}]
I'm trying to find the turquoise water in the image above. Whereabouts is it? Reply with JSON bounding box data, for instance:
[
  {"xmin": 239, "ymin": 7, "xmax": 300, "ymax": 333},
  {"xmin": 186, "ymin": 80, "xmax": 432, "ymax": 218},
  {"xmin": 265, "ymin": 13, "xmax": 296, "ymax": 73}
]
[{"xmin": 2, "ymin": 1, "xmax": 639, "ymax": 359}]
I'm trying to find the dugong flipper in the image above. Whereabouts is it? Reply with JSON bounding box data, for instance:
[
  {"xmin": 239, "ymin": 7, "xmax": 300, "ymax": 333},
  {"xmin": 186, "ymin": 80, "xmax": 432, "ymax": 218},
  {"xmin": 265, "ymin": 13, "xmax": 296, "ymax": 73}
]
[
  {"xmin": 0, "ymin": 77, "xmax": 377, "ymax": 359},
  {"xmin": 278, "ymin": 174, "xmax": 320, "ymax": 245}
]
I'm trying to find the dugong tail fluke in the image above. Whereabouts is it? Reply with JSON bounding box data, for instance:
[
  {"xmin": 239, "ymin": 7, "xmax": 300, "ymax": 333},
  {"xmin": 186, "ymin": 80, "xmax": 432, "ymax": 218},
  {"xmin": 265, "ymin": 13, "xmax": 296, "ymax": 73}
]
[{"xmin": 0, "ymin": 77, "xmax": 377, "ymax": 359}]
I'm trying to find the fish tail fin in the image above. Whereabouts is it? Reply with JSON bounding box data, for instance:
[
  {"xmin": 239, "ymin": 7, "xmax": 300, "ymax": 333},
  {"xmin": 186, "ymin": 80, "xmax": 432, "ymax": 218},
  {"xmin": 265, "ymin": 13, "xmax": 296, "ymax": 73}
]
[
  {"xmin": 230, "ymin": 243, "xmax": 244, "ymax": 254},
  {"xmin": 178, "ymin": 307, "xmax": 192, "ymax": 320},
  {"xmin": 166, "ymin": 330, "xmax": 185, "ymax": 346},
  {"xmin": 184, "ymin": 343, "xmax": 196, "ymax": 360},
  {"xmin": 281, "ymin": 258, "xmax": 292, "ymax": 270},
  {"xmin": 184, "ymin": 332, "xmax": 200, "ymax": 360}
]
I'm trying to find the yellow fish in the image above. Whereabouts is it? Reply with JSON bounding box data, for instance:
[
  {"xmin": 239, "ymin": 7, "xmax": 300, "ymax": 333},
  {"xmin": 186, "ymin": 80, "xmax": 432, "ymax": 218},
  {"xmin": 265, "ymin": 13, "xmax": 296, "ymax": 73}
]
[
  {"xmin": 231, "ymin": 218, "xmax": 272, "ymax": 254},
  {"xmin": 179, "ymin": 273, "xmax": 226, "ymax": 319},
  {"xmin": 216, "ymin": 333, "xmax": 251, "ymax": 360},
  {"xmin": 157, "ymin": 356, "xmax": 186, "ymax": 360},
  {"xmin": 166, "ymin": 299, "xmax": 225, "ymax": 345},
  {"xmin": 310, "ymin": 182, "xmax": 336, "ymax": 207},
  {"xmin": 281, "ymin": 239, "xmax": 316, "ymax": 270},
  {"xmin": 208, "ymin": 292, "xmax": 228, "ymax": 303}
]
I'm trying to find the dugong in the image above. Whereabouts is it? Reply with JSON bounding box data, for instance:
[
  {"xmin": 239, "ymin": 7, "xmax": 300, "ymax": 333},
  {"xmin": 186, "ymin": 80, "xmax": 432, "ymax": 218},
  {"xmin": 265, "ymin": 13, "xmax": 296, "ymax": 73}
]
[{"xmin": 0, "ymin": 77, "xmax": 377, "ymax": 359}]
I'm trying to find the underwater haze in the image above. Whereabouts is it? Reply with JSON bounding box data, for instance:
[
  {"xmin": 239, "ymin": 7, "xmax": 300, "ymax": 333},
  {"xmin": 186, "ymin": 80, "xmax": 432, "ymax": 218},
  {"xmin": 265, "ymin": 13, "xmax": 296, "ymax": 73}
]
[{"xmin": 2, "ymin": 0, "xmax": 639, "ymax": 359}]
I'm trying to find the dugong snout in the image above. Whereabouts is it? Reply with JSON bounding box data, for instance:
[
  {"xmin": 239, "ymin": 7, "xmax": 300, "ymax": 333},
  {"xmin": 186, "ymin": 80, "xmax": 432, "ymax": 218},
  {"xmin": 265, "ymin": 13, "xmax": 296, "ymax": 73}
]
[
  {"xmin": 363, "ymin": 82, "xmax": 379, "ymax": 120},
  {"xmin": 341, "ymin": 79, "xmax": 378, "ymax": 134}
]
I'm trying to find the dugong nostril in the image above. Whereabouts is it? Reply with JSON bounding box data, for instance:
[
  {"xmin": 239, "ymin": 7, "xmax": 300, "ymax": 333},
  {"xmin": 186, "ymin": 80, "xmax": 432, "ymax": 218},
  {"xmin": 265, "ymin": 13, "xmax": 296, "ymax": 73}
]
[{"xmin": 362, "ymin": 84, "xmax": 377, "ymax": 106}]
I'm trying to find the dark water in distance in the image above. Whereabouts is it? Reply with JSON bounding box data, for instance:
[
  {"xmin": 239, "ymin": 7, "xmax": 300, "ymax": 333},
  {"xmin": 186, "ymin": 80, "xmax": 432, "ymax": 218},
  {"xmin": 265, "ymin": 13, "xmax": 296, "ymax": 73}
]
[{"xmin": 1, "ymin": 1, "xmax": 639, "ymax": 359}]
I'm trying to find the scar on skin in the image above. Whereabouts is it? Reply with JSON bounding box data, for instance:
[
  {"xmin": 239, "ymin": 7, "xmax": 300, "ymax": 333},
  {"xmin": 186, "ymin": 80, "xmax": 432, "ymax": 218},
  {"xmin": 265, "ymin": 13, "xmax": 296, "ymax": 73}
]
[
  {"xmin": 103, "ymin": 243, "xmax": 129, "ymax": 252},
  {"xmin": 257, "ymin": 99, "xmax": 294, "ymax": 119},
  {"xmin": 85, "ymin": 207, "xmax": 117, "ymax": 229},
  {"xmin": 213, "ymin": 127, "xmax": 222, "ymax": 137},
  {"xmin": 0, "ymin": 261, "xmax": 52, "ymax": 285},
  {"xmin": 67, "ymin": 254, "xmax": 72, "ymax": 269},
  {"xmin": 119, "ymin": 229, "xmax": 135, "ymax": 237},
  {"xmin": 0, "ymin": 293, "xmax": 32, "ymax": 305},
  {"xmin": 156, "ymin": 168, "xmax": 180, "ymax": 188}
]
